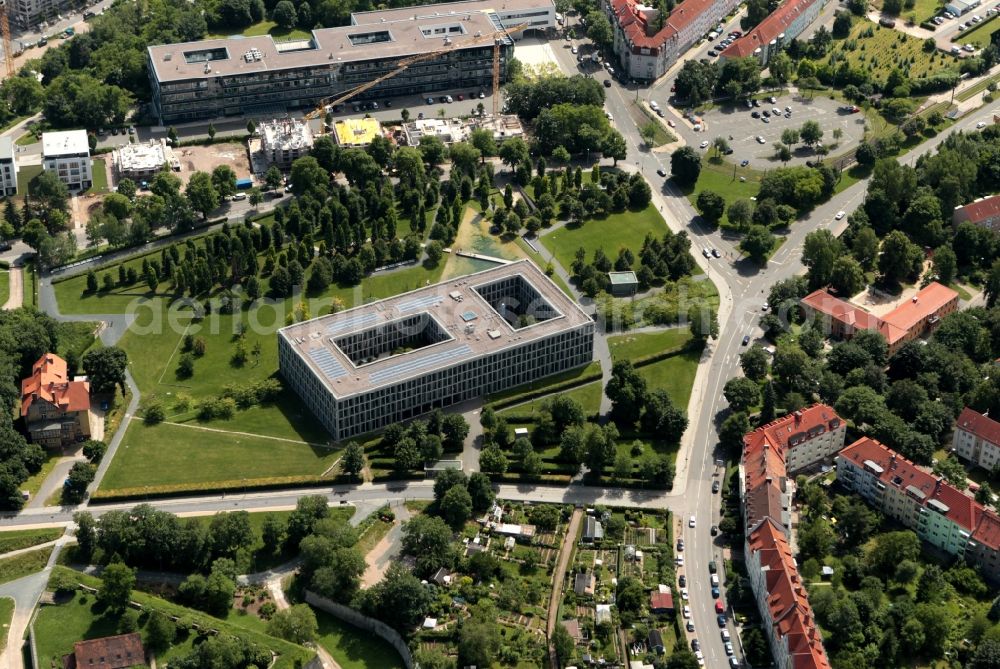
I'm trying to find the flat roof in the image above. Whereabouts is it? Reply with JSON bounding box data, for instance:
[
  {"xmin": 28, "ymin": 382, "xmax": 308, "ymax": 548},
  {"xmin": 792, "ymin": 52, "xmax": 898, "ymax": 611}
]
[
  {"xmin": 279, "ymin": 259, "xmax": 591, "ymax": 399},
  {"xmin": 148, "ymin": 9, "xmax": 508, "ymax": 83},
  {"xmin": 42, "ymin": 130, "xmax": 89, "ymax": 157}
]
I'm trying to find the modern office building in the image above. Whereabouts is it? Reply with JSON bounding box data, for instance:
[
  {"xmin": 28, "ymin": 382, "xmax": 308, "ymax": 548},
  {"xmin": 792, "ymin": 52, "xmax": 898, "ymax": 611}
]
[
  {"xmin": 258, "ymin": 119, "xmax": 315, "ymax": 167},
  {"xmin": 147, "ymin": 0, "xmax": 553, "ymax": 124},
  {"xmin": 953, "ymin": 407, "xmax": 1000, "ymax": 471},
  {"xmin": 836, "ymin": 436, "xmax": 1000, "ymax": 582},
  {"xmin": 113, "ymin": 139, "xmax": 180, "ymax": 181},
  {"xmin": 41, "ymin": 130, "xmax": 92, "ymax": 191},
  {"xmin": 953, "ymin": 195, "xmax": 1000, "ymax": 232},
  {"xmin": 0, "ymin": 137, "xmax": 17, "ymax": 196},
  {"xmin": 718, "ymin": 0, "xmax": 828, "ymax": 64},
  {"xmin": 607, "ymin": 0, "xmax": 741, "ymax": 81},
  {"xmin": 800, "ymin": 282, "xmax": 959, "ymax": 355},
  {"xmin": 278, "ymin": 260, "xmax": 594, "ymax": 441}
]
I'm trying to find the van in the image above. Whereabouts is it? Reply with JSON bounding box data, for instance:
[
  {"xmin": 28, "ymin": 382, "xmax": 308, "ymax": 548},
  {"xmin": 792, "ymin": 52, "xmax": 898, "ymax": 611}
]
[{"xmin": 710, "ymin": 574, "xmax": 719, "ymax": 587}]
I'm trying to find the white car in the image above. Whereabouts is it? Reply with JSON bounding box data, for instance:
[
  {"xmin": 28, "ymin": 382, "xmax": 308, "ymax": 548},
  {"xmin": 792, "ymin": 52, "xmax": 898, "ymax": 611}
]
[
  {"xmin": 689, "ymin": 515, "xmax": 696, "ymax": 528},
  {"xmin": 835, "ymin": 210, "xmax": 846, "ymax": 220},
  {"xmin": 978, "ymin": 121, "xmax": 988, "ymax": 128},
  {"xmin": 700, "ymin": 140, "xmax": 710, "ymax": 148}
]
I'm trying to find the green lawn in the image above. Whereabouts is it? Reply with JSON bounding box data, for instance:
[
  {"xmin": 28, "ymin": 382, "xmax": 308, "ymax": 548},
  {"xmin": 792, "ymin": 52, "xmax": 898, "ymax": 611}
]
[
  {"xmin": 98, "ymin": 420, "xmax": 341, "ymax": 497},
  {"xmin": 636, "ymin": 345, "xmax": 703, "ymax": 409},
  {"xmin": 828, "ymin": 22, "xmax": 955, "ymax": 88},
  {"xmin": 36, "ymin": 570, "xmax": 314, "ymax": 669},
  {"xmin": 608, "ymin": 329, "xmax": 692, "ymax": 361},
  {"xmin": 0, "ymin": 546, "xmax": 53, "ymax": 585},
  {"xmin": 314, "ymin": 608, "xmax": 406, "ymax": 669},
  {"xmin": 685, "ymin": 159, "xmax": 762, "ymax": 228},
  {"xmin": 0, "ymin": 528, "xmax": 61, "ymax": 555},
  {"xmin": 0, "ymin": 597, "xmax": 12, "ymax": 652},
  {"xmin": 207, "ymin": 19, "xmax": 311, "ymax": 40},
  {"xmin": 540, "ymin": 204, "xmax": 669, "ymax": 275}
]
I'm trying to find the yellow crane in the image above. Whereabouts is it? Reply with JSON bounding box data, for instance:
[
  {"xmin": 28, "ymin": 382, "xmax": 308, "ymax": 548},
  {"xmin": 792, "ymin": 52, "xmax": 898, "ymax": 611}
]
[{"xmin": 305, "ymin": 22, "xmax": 526, "ymax": 126}]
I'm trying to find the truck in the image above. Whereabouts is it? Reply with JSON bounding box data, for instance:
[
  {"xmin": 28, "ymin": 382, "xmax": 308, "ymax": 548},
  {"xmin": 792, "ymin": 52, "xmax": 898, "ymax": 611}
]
[{"xmin": 235, "ymin": 177, "xmax": 253, "ymax": 190}]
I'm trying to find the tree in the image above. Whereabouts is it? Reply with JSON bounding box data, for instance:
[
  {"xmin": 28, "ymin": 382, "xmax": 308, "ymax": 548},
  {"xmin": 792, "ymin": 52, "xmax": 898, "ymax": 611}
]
[
  {"xmin": 271, "ymin": 0, "xmax": 297, "ymax": 28},
  {"xmin": 82, "ymin": 347, "xmax": 128, "ymax": 395},
  {"xmin": 740, "ymin": 345, "xmax": 769, "ymax": 382},
  {"xmin": 186, "ymin": 172, "xmax": 219, "ymax": 219},
  {"xmin": 553, "ymin": 622, "xmax": 575, "ymax": 665},
  {"xmin": 800, "ymin": 119, "xmax": 824, "ymax": 148},
  {"xmin": 97, "ymin": 562, "xmax": 135, "ymax": 612},
  {"xmin": 696, "ymin": 190, "xmax": 726, "ymax": 226},
  {"xmin": 342, "ymin": 441, "xmax": 364, "ymax": 479},
  {"xmin": 439, "ymin": 484, "xmax": 473, "ymax": 529},
  {"xmin": 670, "ymin": 147, "xmax": 702, "ymax": 187},
  {"xmin": 740, "ymin": 225, "xmax": 775, "ymax": 265},
  {"xmin": 724, "ymin": 377, "xmax": 760, "ymax": 412},
  {"xmin": 267, "ymin": 604, "xmax": 317, "ymax": 644}
]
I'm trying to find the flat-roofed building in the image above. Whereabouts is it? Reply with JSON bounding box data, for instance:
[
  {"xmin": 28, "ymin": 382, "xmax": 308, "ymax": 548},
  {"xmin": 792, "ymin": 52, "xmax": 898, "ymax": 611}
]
[
  {"xmin": 147, "ymin": 0, "xmax": 553, "ymax": 124},
  {"xmin": 259, "ymin": 119, "xmax": 315, "ymax": 168},
  {"xmin": 954, "ymin": 407, "xmax": 1000, "ymax": 471},
  {"xmin": 42, "ymin": 130, "xmax": 92, "ymax": 191},
  {"xmin": 719, "ymin": 0, "xmax": 828, "ymax": 64},
  {"xmin": 278, "ymin": 260, "xmax": 594, "ymax": 441},
  {"xmin": 113, "ymin": 139, "xmax": 180, "ymax": 181},
  {"xmin": 0, "ymin": 137, "xmax": 17, "ymax": 196},
  {"xmin": 953, "ymin": 195, "xmax": 1000, "ymax": 232},
  {"xmin": 332, "ymin": 117, "xmax": 382, "ymax": 147}
]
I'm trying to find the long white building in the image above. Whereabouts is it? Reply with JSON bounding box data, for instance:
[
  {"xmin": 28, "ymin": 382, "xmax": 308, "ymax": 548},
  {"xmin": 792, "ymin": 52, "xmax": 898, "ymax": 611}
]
[{"xmin": 278, "ymin": 260, "xmax": 594, "ymax": 441}]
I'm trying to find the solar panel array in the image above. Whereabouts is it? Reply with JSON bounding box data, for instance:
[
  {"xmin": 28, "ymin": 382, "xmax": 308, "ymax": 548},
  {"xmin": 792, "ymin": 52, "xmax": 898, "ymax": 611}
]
[
  {"xmin": 308, "ymin": 347, "xmax": 347, "ymax": 380},
  {"xmin": 397, "ymin": 295, "xmax": 443, "ymax": 312},
  {"xmin": 369, "ymin": 343, "xmax": 472, "ymax": 384},
  {"xmin": 324, "ymin": 312, "xmax": 379, "ymax": 335}
]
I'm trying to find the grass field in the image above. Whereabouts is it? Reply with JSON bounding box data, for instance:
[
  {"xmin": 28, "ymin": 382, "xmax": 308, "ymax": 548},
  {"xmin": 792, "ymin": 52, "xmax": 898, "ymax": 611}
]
[
  {"xmin": 99, "ymin": 421, "xmax": 341, "ymax": 496},
  {"xmin": 36, "ymin": 570, "xmax": 314, "ymax": 669},
  {"xmin": 540, "ymin": 204, "xmax": 669, "ymax": 275},
  {"xmin": 0, "ymin": 597, "xmax": 12, "ymax": 652},
  {"xmin": 608, "ymin": 329, "xmax": 692, "ymax": 361},
  {"xmin": 0, "ymin": 528, "xmax": 61, "ymax": 555},
  {"xmin": 828, "ymin": 22, "xmax": 954, "ymax": 87},
  {"xmin": 0, "ymin": 546, "xmax": 53, "ymax": 585},
  {"xmin": 314, "ymin": 608, "xmax": 405, "ymax": 669},
  {"xmin": 207, "ymin": 19, "xmax": 312, "ymax": 40},
  {"xmin": 954, "ymin": 14, "xmax": 1000, "ymax": 47},
  {"xmin": 684, "ymin": 159, "xmax": 762, "ymax": 228}
]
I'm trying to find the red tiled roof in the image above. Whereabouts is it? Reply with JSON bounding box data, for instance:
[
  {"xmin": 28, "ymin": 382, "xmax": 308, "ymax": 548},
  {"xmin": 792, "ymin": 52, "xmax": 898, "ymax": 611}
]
[
  {"xmin": 838, "ymin": 437, "xmax": 986, "ymax": 531},
  {"xmin": 650, "ymin": 591, "xmax": 674, "ymax": 610},
  {"xmin": 956, "ymin": 407, "xmax": 1000, "ymax": 445},
  {"xmin": 747, "ymin": 519, "xmax": 831, "ymax": 669},
  {"xmin": 64, "ymin": 633, "xmax": 144, "ymax": 669},
  {"xmin": 954, "ymin": 195, "xmax": 1000, "ymax": 225},
  {"xmin": 20, "ymin": 353, "xmax": 91, "ymax": 417},
  {"xmin": 881, "ymin": 282, "xmax": 958, "ymax": 334},
  {"xmin": 720, "ymin": 0, "xmax": 823, "ymax": 59}
]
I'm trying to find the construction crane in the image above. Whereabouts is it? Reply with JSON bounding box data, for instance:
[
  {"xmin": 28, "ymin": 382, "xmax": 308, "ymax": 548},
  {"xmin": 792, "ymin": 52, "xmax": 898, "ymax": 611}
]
[
  {"xmin": 0, "ymin": 1, "xmax": 14, "ymax": 79},
  {"xmin": 305, "ymin": 22, "xmax": 526, "ymax": 125}
]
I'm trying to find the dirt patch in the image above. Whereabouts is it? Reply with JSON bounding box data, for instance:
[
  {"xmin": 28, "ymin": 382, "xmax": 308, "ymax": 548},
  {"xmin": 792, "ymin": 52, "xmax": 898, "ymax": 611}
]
[{"xmin": 174, "ymin": 143, "xmax": 252, "ymax": 186}]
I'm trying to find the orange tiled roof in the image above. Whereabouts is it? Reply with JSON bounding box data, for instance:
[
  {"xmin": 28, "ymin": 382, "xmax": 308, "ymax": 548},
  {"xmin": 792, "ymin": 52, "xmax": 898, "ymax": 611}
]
[{"xmin": 20, "ymin": 353, "xmax": 90, "ymax": 417}]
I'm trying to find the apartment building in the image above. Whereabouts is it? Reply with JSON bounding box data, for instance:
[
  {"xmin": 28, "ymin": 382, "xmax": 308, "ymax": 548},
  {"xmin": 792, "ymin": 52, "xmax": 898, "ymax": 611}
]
[
  {"xmin": 719, "ymin": 0, "xmax": 828, "ymax": 64},
  {"xmin": 8, "ymin": 0, "xmax": 72, "ymax": 29},
  {"xmin": 745, "ymin": 519, "xmax": 832, "ymax": 669},
  {"xmin": 0, "ymin": 137, "xmax": 17, "ymax": 196},
  {"xmin": 278, "ymin": 260, "xmax": 594, "ymax": 441},
  {"xmin": 800, "ymin": 282, "xmax": 959, "ymax": 356},
  {"xmin": 953, "ymin": 195, "xmax": 1000, "ymax": 233},
  {"xmin": 147, "ymin": 0, "xmax": 553, "ymax": 124},
  {"xmin": 20, "ymin": 353, "xmax": 93, "ymax": 448},
  {"xmin": 41, "ymin": 130, "xmax": 92, "ymax": 191},
  {"xmin": 953, "ymin": 407, "xmax": 1000, "ymax": 471},
  {"xmin": 836, "ymin": 437, "xmax": 1000, "ymax": 581},
  {"xmin": 607, "ymin": 0, "xmax": 741, "ymax": 80}
]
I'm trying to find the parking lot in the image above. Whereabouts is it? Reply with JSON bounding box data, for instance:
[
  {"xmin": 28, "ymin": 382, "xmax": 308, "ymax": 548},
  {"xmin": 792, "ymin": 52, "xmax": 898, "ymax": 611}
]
[{"xmin": 692, "ymin": 93, "xmax": 866, "ymax": 167}]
